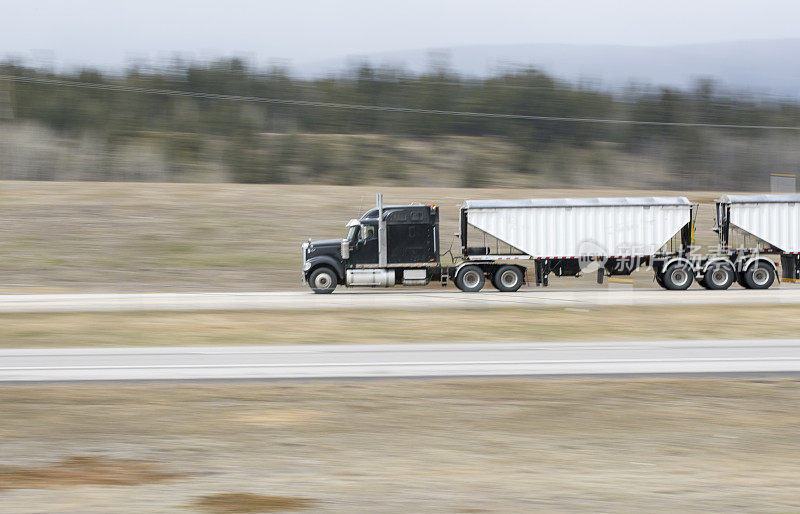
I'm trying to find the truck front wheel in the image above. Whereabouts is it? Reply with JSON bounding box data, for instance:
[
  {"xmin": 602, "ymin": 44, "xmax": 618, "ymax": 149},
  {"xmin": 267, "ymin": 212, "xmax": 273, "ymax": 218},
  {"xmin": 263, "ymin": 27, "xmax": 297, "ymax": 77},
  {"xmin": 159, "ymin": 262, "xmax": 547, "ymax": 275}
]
[
  {"xmin": 492, "ymin": 265, "xmax": 523, "ymax": 292},
  {"xmin": 456, "ymin": 265, "xmax": 485, "ymax": 292},
  {"xmin": 308, "ymin": 267, "xmax": 337, "ymax": 294}
]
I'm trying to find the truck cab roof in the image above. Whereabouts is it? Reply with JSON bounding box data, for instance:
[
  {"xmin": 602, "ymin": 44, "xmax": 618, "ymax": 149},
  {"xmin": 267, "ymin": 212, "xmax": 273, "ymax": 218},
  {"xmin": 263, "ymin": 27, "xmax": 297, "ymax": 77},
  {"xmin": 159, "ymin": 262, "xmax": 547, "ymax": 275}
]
[{"xmin": 360, "ymin": 204, "xmax": 435, "ymax": 224}]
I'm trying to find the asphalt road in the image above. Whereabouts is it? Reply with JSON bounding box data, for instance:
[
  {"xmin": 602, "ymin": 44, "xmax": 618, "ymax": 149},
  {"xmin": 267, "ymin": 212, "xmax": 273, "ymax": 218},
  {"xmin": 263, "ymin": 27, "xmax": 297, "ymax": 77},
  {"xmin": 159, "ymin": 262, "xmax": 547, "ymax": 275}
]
[
  {"xmin": 2, "ymin": 339, "xmax": 799, "ymax": 382},
  {"xmin": 1, "ymin": 286, "xmax": 800, "ymax": 312}
]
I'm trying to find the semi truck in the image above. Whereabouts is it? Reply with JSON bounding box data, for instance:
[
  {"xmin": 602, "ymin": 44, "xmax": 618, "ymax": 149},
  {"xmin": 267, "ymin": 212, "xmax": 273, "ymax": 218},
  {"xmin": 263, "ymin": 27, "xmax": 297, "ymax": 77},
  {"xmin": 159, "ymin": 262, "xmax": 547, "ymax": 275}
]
[{"xmin": 301, "ymin": 193, "xmax": 795, "ymax": 294}]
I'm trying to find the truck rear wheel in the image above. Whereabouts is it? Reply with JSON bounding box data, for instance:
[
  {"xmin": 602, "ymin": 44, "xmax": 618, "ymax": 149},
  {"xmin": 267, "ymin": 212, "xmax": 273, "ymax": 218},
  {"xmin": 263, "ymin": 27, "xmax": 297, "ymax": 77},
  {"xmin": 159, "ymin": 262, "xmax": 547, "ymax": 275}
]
[
  {"xmin": 662, "ymin": 263, "xmax": 693, "ymax": 290},
  {"xmin": 492, "ymin": 265, "xmax": 523, "ymax": 292},
  {"xmin": 743, "ymin": 262, "xmax": 775, "ymax": 289},
  {"xmin": 456, "ymin": 265, "xmax": 485, "ymax": 292},
  {"xmin": 702, "ymin": 262, "xmax": 735, "ymax": 290},
  {"xmin": 309, "ymin": 267, "xmax": 337, "ymax": 294}
]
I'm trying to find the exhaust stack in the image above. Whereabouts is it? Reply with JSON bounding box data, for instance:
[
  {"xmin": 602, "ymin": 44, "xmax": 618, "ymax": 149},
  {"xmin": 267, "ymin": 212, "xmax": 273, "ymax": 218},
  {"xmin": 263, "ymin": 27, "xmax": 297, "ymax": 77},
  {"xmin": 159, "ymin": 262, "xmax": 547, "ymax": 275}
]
[{"xmin": 377, "ymin": 193, "xmax": 387, "ymax": 267}]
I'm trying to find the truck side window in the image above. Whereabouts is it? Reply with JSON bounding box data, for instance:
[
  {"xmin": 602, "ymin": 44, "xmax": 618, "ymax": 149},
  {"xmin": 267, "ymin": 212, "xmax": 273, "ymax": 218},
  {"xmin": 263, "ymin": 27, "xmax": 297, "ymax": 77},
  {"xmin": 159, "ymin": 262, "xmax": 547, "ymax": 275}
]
[{"xmin": 362, "ymin": 225, "xmax": 376, "ymax": 240}]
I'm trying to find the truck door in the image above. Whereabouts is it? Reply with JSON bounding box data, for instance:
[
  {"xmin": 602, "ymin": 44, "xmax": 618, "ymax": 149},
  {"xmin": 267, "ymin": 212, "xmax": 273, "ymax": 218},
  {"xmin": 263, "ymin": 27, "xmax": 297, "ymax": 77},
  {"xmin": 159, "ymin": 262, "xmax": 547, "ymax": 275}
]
[{"xmin": 350, "ymin": 223, "xmax": 379, "ymax": 265}]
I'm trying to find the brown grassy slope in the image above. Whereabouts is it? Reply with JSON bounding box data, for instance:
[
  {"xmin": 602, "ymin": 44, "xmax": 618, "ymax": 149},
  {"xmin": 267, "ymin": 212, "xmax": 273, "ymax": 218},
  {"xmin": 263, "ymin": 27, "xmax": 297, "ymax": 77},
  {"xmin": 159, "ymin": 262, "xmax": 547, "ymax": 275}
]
[
  {"xmin": 2, "ymin": 303, "xmax": 800, "ymax": 348},
  {"xmin": 1, "ymin": 379, "xmax": 799, "ymax": 512},
  {"xmin": 0, "ymin": 181, "xmax": 726, "ymax": 292}
]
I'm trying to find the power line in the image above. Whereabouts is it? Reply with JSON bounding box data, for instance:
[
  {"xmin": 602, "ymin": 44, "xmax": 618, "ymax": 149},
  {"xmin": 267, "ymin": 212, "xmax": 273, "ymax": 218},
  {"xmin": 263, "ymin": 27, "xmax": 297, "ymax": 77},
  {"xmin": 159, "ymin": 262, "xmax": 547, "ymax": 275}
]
[
  {"xmin": 392, "ymin": 77, "xmax": 582, "ymax": 93},
  {"xmin": 2, "ymin": 74, "xmax": 800, "ymax": 131},
  {"xmin": 362, "ymin": 76, "xmax": 800, "ymax": 100}
]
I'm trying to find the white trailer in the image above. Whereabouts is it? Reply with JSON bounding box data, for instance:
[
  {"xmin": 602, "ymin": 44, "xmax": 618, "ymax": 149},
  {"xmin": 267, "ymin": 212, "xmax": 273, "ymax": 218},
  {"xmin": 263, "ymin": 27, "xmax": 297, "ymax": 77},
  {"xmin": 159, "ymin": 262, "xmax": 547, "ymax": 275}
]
[
  {"xmin": 456, "ymin": 196, "xmax": 698, "ymax": 291},
  {"xmin": 463, "ymin": 197, "xmax": 692, "ymax": 259},
  {"xmin": 713, "ymin": 194, "xmax": 800, "ymax": 289}
]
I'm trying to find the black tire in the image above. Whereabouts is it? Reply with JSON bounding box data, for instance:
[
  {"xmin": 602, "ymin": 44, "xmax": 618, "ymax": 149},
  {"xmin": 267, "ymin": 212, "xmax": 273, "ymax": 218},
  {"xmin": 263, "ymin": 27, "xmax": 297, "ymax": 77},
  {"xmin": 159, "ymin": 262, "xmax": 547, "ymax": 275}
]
[
  {"xmin": 492, "ymin": 265, "xmax": 523, "ymax": 292},
  {"xmin": 308, "ymin": 267, "xmax": 337, "ymax": 294},
  {"xmin": 743, "ymin": 262, "xmax": 775, "ymax": 290},
  {"xmin": 455, "ymin": 265, "xmax": 486, "ymax": 292},
  {"xmin": 702, "ymin": 262, "xmax": 735, "ymax": 290},
  {"xmin": 655, "ymin": 270, "xmax": 666, "ymax": 289},
  {"xmin": 736, "ymin": 271, "xmax": 748, "ymax": 288},
  {"xmin": 662, "ymin": 263, "xmax": 693, "ymax": 290},
  {"xmin": 697, "ymin": 274, "xmax": 709, "ymax": 289}
]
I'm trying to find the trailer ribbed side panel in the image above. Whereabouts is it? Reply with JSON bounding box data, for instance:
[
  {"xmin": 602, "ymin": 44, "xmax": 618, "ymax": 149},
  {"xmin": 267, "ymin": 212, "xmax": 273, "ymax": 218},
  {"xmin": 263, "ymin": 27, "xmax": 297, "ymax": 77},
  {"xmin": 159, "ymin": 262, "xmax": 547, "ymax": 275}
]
[
  {"xmin": 466, "ymin": 202, "xmax": 691, "ymax": 258},
  {"xmin": 728, "ymin": 201, "xmax": 800, "ymax": 252}
]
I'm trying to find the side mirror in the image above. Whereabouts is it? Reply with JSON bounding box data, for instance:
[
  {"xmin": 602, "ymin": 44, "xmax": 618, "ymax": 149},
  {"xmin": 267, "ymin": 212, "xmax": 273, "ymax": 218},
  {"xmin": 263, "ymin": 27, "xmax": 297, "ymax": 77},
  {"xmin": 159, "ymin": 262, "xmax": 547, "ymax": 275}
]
[{"xmin": 340, "ymin": 239, "xmax": 350, "ymax": 259}]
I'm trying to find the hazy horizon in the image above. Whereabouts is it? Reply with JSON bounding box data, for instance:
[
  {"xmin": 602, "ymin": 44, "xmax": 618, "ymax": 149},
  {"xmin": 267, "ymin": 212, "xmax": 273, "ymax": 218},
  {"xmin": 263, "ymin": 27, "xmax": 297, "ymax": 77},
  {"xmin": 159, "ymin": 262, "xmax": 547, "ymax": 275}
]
[{"xmin": 3, "ymin": 0, "xmax": 800, "ymax": 70}]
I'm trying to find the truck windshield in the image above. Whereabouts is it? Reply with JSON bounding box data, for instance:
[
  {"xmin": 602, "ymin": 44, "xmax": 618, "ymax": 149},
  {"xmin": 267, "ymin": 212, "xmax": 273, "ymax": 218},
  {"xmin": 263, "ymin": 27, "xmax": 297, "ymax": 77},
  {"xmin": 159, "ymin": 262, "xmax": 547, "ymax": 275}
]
[{"xmin": 346, "ymin": 225, "xmax": 360, "ymax": 241}]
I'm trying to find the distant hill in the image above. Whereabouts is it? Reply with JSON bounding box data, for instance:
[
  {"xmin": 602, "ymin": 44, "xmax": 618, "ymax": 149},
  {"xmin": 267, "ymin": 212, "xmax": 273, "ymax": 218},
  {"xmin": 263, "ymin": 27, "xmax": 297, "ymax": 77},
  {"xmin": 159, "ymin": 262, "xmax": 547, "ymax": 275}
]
[{"xmin": 296, "ymin": 39, "xmax": 800, "ymax": 97}]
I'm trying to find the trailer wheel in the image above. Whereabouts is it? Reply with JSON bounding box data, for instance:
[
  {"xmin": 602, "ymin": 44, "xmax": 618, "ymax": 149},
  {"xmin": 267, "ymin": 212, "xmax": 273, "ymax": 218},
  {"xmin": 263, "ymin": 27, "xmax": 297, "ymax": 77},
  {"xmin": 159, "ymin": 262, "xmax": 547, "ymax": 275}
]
[
  {"xmin": 743, "ymin": 262, "xmax": 775, "ymax": 289},
  {"xmin": 492, "ymin": 265, "xmax": 523, "ymax": 292},
  {"xmin": 455, "ymin": 265, "xmax": 485, "ymax": 292},
  {"xmin": 309, "ymin": 267, "xmax": 337, "ymax": 294},
  {"xmin": 662, "ymin": 263, "xmax": 693, "ymax": 290},
  {"xmin": 702, "ymin": 262, "xmax": 735, "ymax": 290}
]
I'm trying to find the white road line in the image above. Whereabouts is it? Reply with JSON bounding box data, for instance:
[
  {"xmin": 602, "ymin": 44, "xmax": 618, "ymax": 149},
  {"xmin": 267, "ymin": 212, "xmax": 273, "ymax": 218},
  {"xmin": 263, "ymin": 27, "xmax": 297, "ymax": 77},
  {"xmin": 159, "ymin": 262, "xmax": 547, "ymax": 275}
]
[
  {"xmin": 1, "ymin": 287, "xmax": 800, "ymax": 312},
  {"xmin": 5, "ymin": 356, "xmax": 800, "ymax": 371},
  {"xmin": 2, "ymin": 339, "xmax": 800, "ymax": 381}
]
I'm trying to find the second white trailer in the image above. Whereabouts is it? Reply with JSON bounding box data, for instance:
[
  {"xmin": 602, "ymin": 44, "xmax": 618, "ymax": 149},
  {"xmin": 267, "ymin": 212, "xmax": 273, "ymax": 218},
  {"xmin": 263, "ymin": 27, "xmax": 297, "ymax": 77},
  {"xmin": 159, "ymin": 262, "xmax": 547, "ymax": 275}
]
[
  {"xmin": 712, "ymin": 193, "xmax": 800, "ymax": 288},
  {"xmin": 456, "ymin": 196, "xmax": 698, "ymax": 290}
]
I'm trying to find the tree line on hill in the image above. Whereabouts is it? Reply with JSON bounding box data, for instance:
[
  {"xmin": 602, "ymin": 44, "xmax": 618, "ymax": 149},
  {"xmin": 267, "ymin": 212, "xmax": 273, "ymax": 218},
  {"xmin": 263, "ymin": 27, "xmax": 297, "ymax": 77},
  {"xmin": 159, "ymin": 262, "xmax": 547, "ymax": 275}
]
[{"xmin": 1, "ymin": 58, "xmax": 798, "ymax": 190}]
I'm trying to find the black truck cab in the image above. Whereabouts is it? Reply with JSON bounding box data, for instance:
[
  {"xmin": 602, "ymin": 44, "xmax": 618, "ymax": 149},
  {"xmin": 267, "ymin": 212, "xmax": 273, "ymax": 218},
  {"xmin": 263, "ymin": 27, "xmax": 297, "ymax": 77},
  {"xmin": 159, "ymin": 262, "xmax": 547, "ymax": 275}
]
[
  {"xmin": 358, "ymin": 205, "xmax": 438, "ymax": 264},
  {"xmin": 302, "ymin": 195, "xmax": 439, "ymax": 293}
]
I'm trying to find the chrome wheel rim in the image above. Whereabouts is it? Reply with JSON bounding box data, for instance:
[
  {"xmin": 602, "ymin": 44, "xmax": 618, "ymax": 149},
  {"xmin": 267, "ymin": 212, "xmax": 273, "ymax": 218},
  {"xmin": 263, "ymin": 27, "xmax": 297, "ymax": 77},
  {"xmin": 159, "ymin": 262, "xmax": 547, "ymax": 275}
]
[
  {"xmin": 671, "ymin": 269, "xmax": 689, "ymax": 286},
  {"xmin": 314, "ymin": 273, "xmax": 332, "ymax": 289},
  {"xmin": 711, "ymin": 269, "xmax": 728, "ymax": 286},
  {"xmin": 463, "ymin": 271, "xmax": 481, "ymax": 289},
  {"xmin": 752, "ymin": 268, "xmax": 769, "ymax": 286},
  {"xmin": 500, "ymin": 270, "xmax": 518, "ymax": 288}
]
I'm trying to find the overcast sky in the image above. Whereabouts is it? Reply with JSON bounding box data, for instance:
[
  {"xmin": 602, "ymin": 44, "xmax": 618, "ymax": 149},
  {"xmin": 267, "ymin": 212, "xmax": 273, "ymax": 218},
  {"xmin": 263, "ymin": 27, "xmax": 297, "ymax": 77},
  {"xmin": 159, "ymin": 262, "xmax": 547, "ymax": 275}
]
[{"xmin": 3, "ymin": 0, "xmax": 799, "ymax": 68}]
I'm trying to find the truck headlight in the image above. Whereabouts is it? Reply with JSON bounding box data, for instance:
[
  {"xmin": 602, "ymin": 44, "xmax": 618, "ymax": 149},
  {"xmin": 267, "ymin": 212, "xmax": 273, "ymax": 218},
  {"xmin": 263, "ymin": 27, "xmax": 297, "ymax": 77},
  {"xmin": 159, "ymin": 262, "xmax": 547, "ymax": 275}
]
[{"xmin": 303, "ymin": 262, "xmax": 311, "ymax": 271}]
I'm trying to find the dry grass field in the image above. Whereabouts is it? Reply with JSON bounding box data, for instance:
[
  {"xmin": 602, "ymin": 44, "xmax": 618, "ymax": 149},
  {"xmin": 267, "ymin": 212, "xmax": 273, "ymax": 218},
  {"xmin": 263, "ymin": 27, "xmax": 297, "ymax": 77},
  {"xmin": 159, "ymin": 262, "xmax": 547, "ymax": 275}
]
[
  {"xmin": 1, "ymin": 182, "xmax": 796, "ymax": 513},
  {"xmin": 0, "ymin": 181, "xmax": 724, "ymax": 293},
  {"xmin": 1, "ymin": 303, "xmax": 800, "ymax": 348},
  {"xmin": 0, "ymin": 378, "xmax": 798, "ymax": 512}
]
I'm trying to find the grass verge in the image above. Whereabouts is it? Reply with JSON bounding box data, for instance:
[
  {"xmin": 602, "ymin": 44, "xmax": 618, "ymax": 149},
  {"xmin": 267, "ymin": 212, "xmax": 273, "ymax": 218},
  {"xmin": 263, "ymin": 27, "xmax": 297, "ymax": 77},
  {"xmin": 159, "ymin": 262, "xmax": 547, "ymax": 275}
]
[{"xmin": 1, "ymin": 303, "xmax": 798, "ymax": 348}]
